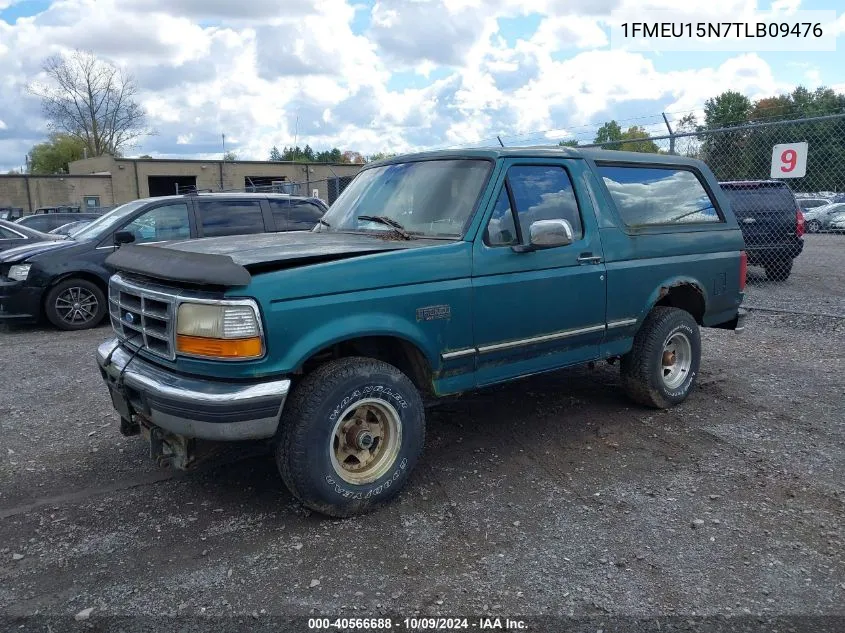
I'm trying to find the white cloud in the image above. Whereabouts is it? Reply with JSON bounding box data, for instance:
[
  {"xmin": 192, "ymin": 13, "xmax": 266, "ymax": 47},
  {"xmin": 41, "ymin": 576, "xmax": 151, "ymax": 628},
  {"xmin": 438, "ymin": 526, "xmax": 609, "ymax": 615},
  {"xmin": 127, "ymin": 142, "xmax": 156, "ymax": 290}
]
[{"xmin": 0, "ymin": 0, "xmax": 840, "ymax": 171}]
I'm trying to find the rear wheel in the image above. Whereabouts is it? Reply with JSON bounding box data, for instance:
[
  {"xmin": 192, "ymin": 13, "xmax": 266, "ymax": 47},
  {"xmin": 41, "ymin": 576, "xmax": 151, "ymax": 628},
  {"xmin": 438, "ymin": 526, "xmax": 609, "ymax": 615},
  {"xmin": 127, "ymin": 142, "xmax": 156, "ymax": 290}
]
[
  {"xmin": 806, "ymin": 219, "xmax": 821, "ymax": 233},
  {"xmin": 275, "ymin": 357, "xmax": 425, "ymax": 517},
  {"xmin": 621, "ymin": 307, "xmax": 701, "ymax": 409},
  {"xmin": 44, "ymin": 278, "xmax": 107, "ymax": 331},
  {"xmin": 764, "ymin": 259, "xmax": 793, "ymax": 282}
]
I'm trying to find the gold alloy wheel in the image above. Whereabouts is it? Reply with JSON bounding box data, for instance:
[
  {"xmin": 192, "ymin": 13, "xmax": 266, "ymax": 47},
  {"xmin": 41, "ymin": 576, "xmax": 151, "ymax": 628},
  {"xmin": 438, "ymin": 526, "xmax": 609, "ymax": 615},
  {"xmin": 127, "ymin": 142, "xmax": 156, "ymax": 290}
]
[{"xmin": 330, "ymin": 398, "xmax": 402, "ymax": 485}]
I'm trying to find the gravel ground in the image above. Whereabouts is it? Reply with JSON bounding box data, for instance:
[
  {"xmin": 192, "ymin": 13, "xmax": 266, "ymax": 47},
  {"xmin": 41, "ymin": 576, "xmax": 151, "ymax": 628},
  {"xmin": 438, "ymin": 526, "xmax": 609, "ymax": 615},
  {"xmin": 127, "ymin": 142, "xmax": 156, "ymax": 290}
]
[
  {"xmin": 744, "ymin": 233, "xmax": 845, "ymax": 316},
  {"xmin": 1, "ymin": 250, "xmax": 843, "ymax": 632}
]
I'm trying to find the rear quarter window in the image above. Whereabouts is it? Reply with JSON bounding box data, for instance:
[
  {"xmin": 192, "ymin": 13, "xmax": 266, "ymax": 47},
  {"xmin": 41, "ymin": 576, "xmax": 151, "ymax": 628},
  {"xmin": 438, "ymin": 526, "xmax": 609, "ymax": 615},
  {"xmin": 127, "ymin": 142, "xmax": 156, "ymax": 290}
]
[
  {"xmin": 597, "ymin": 165, "xmax": 722, "ymax": 227},
  {"xmin": 197, "ymin": 200, "xmax": 266, "ymax": 237}
]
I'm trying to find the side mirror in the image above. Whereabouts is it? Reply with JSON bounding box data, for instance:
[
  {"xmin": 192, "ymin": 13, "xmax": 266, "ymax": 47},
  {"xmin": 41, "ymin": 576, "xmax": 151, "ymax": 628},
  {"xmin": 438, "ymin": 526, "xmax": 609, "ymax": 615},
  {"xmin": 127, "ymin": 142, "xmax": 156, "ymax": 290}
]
[
  {"xmin": 512, "ymin": 219, "xmax": 574, "ymax": 253},
  {"xmin": 114, "ymin": 230, "xmax": 135, "ymax": 245}
]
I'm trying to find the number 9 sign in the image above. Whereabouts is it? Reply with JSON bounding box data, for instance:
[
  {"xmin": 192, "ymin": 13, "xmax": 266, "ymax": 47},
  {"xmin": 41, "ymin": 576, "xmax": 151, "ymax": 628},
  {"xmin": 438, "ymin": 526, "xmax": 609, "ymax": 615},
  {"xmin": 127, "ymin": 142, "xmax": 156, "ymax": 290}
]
[{"xmin": 770, "ymin": 142, "xmax": 808, "ymax": 179}]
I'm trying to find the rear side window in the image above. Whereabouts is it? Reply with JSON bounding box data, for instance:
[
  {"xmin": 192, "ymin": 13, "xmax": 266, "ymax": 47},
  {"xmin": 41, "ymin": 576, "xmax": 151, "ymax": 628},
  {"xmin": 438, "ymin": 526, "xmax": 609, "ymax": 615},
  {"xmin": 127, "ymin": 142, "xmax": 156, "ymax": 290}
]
[
  {"xmin": 0, "ymin": 226, "xmax": 20, "ymax": 239},
  {"xmin": 197, "ymin": 200, "xmax": 265, "ymax": 237},
  {"xmin": 720, "ymin": 185, "xmax": 796, "ymax": 214},
  {"xmin": 269, "ymin": 199, "xmax": 325, "ymax": 231},
  {"xmin": 597, "ymin": 165, "xmax": 722, "ymax": 226}
]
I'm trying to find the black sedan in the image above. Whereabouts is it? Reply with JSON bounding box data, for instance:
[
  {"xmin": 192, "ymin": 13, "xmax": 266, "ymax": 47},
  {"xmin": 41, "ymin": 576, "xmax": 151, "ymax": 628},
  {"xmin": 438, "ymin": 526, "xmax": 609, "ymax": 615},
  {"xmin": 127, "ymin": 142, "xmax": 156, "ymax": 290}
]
[{"xmin": 0, "ymin": 219, "xmax": 56, "ymax": 253}]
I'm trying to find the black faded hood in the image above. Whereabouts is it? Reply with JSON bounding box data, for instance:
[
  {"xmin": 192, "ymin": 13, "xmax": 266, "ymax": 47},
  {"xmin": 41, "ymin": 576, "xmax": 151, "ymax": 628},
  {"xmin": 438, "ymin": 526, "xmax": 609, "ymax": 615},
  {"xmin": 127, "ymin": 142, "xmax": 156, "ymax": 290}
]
[
  {"xmin": 0, "ymin": 239, "xmax": 73, "ymax": 263},
  {"xmin": 106, "ymin": 231, "xmax": 441, "ymax": 287}
]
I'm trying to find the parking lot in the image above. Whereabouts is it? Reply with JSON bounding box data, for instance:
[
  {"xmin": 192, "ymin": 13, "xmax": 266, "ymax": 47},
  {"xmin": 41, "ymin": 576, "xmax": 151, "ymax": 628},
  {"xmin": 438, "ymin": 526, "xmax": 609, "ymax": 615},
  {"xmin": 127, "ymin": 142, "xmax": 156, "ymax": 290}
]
[{"xmin": 1, "ymin": 237, "xmax": 843, "ymax": 629}]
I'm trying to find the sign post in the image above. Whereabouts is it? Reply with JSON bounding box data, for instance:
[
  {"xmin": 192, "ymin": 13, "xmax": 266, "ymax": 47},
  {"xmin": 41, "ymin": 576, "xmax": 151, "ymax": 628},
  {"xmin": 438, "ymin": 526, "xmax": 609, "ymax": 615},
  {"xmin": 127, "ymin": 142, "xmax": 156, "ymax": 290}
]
[{"xmin": 770, "ymin": 142, "xmax": 808, "ymax": 179}]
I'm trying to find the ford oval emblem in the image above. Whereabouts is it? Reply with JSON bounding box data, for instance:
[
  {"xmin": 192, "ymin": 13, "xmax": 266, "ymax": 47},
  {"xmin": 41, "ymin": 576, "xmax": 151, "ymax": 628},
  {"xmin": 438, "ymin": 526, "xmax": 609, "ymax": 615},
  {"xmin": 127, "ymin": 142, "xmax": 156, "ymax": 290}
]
[{"xmin": 124, "ymin": 312, "xmax": 135, "ymax": 324}]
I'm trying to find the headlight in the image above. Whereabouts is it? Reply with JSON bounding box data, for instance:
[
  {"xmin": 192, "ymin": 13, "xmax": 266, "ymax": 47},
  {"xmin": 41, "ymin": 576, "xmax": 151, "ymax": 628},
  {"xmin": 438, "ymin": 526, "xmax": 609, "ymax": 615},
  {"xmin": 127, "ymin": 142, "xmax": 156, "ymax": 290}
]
[
  {"xmin": 175, "ymin": 302, "xmax": 263, "ymax": 359},
  {"xmin": 8, "ymin": 264, "xmax": 32, "ymax": 281}
]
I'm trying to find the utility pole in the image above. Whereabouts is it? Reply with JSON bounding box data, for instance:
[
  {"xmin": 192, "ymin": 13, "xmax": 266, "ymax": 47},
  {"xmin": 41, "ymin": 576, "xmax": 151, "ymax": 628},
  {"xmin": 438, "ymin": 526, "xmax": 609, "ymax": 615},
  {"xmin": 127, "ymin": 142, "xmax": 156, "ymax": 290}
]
[
  {"xmin": 293, "ymin": 113, "xmax": 299, "ymax": 161},
  {"xmin": 220, "ymin": 133, "xmax": 226, "ymax": 190}
]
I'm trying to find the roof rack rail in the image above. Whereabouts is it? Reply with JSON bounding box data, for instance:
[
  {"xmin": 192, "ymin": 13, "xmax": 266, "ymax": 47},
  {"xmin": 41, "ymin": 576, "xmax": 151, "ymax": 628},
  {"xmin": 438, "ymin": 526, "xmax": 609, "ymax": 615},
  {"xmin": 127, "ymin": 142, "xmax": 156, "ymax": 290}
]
[{"xmin": 183, "ymin": 188, "xmax": 215, "ymax": 195}]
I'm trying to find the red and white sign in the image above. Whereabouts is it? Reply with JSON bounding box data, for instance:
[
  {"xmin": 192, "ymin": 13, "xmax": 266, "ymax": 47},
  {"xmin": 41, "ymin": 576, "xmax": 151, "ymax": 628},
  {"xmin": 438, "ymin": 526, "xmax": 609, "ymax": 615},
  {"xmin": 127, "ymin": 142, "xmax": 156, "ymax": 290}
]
[{"xmin": 770, "ymin": 142, "xmax": 808, "ymax": 179}]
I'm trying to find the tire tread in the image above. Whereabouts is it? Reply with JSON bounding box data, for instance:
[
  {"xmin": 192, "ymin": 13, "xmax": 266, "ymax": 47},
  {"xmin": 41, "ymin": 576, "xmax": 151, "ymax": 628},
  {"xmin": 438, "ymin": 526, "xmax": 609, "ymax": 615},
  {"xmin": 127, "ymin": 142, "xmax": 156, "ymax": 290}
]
[
  {"xmin": 620, "ymin": 307, "xmax": 700, "ymax": 409},
  {"xmin": 276, "ymin": 356, "xmax": 424, "ymax": 518}
]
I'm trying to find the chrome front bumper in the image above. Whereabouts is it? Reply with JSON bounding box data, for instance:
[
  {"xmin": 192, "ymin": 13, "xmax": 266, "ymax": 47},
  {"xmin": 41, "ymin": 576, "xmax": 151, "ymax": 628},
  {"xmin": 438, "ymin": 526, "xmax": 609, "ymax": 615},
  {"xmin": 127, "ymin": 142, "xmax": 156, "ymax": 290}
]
[{"xmin": 96, "ymin": 338, "xmax": 290, "ymax": 441}]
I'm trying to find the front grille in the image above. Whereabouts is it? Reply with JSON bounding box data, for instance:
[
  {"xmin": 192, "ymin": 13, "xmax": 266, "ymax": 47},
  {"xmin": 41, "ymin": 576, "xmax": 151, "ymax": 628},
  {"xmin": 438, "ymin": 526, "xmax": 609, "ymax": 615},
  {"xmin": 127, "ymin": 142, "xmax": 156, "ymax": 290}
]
[{"xmin": 109, "ymin": 274, "xmax": 177, "ymax": 360}]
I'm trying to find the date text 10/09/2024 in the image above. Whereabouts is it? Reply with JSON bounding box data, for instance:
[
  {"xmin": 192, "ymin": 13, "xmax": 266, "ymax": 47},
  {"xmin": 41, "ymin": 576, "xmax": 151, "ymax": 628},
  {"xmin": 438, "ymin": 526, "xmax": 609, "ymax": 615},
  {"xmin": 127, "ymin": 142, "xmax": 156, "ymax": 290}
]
[
  {"xmin": 307, "ymin": 617, "xmax": 528, "ymax": 630},
  {"xmin": 621, "ymin": 22, "xmax": 824, "ymax": 38}
]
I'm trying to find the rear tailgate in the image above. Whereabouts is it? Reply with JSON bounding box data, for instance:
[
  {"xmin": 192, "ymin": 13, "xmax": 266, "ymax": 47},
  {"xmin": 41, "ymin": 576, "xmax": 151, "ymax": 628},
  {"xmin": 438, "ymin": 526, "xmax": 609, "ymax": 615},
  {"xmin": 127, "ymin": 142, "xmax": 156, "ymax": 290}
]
[{"xmin": 721, "ymin": 184, "xmax": 797, "ymax": 246}]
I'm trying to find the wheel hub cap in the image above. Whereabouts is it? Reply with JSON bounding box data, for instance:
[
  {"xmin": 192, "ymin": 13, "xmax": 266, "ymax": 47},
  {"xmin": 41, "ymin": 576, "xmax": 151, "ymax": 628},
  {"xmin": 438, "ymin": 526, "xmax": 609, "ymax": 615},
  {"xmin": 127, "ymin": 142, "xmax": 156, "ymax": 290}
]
[
  {"xmin": 330, "ymin": 398, "xmax": 402, "ymax": 485},
  {"xmin": 661, "ymin": 332, "xmax": 692, "ymax": 390},
  {"xmin": 55, "ymin": 287, "xmax": 98, "ymax": 324}
]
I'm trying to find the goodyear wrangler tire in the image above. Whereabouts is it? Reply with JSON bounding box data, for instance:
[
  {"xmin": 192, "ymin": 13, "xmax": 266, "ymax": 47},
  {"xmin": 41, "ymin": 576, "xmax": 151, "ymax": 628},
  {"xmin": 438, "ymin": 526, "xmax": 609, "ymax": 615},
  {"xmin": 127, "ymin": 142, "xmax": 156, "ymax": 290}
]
[
  {"xmin": 276, "ymin": 357, "xmax": 425, "ymax": 517},
  {"xmin": 620, "ymin": 307, "xmax": 701, "ymax": 409}
]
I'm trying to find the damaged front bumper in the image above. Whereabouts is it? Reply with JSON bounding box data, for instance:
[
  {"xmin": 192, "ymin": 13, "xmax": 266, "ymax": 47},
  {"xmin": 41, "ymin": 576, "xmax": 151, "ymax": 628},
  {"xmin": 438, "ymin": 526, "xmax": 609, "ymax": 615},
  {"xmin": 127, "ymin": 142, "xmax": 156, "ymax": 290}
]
[{"xmin": 96, "ymin": 338, "xmax": 290, "ymax": 451}]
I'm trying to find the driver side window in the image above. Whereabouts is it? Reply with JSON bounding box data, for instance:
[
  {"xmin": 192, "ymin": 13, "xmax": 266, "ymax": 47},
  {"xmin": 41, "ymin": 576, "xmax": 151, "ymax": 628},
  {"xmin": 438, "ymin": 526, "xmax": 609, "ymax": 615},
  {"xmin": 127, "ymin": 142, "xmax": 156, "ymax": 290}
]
[
  {"xmin": 122, "ymin": 204, "xmax": 190, "ymax": 244},
  {"xmin": 484, "ymin": 186, "xmax": 518, "ymax": 246},
  {"xmin": 484, "ymin": 166, "xmax": 583, "ymax": 248}
]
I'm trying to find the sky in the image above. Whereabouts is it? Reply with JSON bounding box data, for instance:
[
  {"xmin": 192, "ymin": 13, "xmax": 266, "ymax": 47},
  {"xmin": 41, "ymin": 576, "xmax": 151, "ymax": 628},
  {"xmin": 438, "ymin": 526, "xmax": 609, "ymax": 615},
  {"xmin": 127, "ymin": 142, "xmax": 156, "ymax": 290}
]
[{"xmin": 0, "ymin": 0, "xmax": 843, "ymax": 171}]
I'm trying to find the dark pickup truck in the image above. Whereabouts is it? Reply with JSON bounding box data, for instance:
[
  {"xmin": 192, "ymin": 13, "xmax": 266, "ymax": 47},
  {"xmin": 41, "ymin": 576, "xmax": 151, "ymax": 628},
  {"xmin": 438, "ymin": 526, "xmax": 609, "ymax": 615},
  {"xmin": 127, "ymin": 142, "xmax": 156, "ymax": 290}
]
[{"xmin": 97, "ymin": 148, "xmax": 747, "ymax": 517}]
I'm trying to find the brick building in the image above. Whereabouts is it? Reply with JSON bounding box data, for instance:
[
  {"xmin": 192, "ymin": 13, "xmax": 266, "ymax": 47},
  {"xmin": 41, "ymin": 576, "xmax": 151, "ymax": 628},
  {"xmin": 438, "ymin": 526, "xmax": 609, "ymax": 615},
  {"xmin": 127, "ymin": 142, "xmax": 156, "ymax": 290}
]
[{"xmin": 0, "ymin": 156, "xmax": 362, "ymax": 213}]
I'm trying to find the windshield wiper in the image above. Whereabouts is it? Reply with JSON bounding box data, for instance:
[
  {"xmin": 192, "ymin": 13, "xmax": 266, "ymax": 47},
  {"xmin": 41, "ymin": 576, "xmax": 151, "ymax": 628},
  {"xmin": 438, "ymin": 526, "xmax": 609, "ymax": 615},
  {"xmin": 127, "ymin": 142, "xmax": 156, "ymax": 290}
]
[
  {"xmin": 357, "ymin": 215, "xmax": 412, "ymax": 240},
  {"xmin": 318, "ymin": 218, "xmax": 331, "ymax": 228}
]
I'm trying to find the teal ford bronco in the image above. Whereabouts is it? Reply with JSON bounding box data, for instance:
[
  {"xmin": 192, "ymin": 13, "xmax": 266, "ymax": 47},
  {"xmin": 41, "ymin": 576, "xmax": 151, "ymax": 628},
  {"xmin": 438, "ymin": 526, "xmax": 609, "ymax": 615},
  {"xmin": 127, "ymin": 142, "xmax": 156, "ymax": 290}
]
[{"xmin": 97, "ymin": 148, "xmax": 747, "ymax": 517}]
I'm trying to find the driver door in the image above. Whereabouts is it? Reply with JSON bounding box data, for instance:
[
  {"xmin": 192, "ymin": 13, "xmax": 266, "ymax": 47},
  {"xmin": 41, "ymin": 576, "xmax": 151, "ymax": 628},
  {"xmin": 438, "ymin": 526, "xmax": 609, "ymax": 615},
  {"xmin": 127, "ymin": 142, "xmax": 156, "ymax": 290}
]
[{"xmin": 471, "ymin": 159, "xmax": 607, "ymax": 386}]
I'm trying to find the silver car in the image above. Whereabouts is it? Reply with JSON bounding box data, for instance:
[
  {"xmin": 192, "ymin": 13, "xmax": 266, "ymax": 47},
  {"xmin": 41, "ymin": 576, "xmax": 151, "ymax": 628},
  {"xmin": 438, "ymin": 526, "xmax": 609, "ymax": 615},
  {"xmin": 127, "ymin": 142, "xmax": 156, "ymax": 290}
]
[
  {"xmin": 827, "ymin": 211, "xmax": 845, "ymax": 234},
  {"xmin": 803, "ymin": 203, "xmax": 845, "ymax": 233}
]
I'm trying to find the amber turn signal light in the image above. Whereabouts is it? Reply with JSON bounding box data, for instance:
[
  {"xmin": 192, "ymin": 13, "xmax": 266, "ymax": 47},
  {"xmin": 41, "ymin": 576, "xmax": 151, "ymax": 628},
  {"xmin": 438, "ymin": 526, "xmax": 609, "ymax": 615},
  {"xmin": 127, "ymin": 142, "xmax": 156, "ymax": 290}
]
[{"xmin": 176, "ymin": 334, "xmax": 263, "ymax": 359}]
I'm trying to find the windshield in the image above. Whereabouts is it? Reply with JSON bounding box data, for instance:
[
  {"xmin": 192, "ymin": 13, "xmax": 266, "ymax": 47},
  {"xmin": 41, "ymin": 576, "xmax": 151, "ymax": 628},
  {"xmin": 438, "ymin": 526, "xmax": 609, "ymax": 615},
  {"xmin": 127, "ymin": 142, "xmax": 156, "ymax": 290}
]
[
  {"xmin": 320, "ymin": 159, "xmax": 492, "ymax": 238},
  {"xmin": 70, "ymin": 200, "xmax": 150, "ymax": 241}
]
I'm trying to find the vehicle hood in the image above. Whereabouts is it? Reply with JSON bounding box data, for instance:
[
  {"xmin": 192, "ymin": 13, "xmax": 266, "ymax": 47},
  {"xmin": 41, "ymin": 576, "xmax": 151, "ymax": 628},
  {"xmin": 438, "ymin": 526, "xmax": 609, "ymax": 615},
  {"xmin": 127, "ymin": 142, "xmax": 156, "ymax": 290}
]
[
  {"xmin": 107, "ymin": 231, "xmax": 444, "ymax": 287},
  {"xmin": 0, "ymin": 238, "xmax": 75, "ymax": 263},
  {"xmin": 159, "ymin": 231, "xmax": 437, "ymax": 265}
]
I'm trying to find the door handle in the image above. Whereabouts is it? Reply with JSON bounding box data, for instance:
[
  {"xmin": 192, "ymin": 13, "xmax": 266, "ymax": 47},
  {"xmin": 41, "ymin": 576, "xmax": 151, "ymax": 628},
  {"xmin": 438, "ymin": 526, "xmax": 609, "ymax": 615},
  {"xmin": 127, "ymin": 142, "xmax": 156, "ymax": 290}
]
[{"xmin": 577, "ymin": 254, "xmax": 602, "ymax": 265}]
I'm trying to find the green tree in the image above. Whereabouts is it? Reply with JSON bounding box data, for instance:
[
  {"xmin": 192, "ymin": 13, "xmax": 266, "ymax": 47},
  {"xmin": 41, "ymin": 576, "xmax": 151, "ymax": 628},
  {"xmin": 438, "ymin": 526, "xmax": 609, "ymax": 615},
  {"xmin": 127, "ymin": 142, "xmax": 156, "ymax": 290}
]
[
  {"xmin": 593, "ymin": 121, "xmax": 659, "ymax": 153},
  {"xmin": 698, "ymin": 91, "xmax": 753, "ymax": 180},
  {"xmin": 223, "ymin": 150, "xmax": 238, "ymax": 161},
  {"xmin": 557, "ymin": 140, "xmax": 579, "ymax": 148},
  {"xmin": 366, "ymin": 151, "xmax": 398, "ymax": 162},
  {"xmin": 314, "ymin": 148, "xmax": 343, "ymax": 163},
  {"xmin": 743, "ymin": 86, "xmax": 845, "ymax": 192},
  {"xmin": 28, "ymin": 133, "xmax": 87, "ymax": 174},
  {"xmin": 269, "ymin": 145, "xmax": 364, "ymax": 163},
  {"xmin": 618, "ymin": 126, "xmax": 660, "ymax": 153},
  {"xmin": 674, "ymin": 113, "xmax": 701, "ymax": 159},
  {"xmin": 138, "ymin": 154, "xmax": 153, "ymax": 159},
  {"xmin": 594, "ymin": 121, "xmax": 623, "ymax": 145}
]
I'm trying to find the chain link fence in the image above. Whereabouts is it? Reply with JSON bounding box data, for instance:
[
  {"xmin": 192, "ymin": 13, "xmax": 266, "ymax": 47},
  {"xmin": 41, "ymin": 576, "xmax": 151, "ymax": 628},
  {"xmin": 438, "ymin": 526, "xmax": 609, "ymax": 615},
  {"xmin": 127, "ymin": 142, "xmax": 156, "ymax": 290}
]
[{"xmin": 584, "ymin": 113, "xmax": 845, "ymax": 317}]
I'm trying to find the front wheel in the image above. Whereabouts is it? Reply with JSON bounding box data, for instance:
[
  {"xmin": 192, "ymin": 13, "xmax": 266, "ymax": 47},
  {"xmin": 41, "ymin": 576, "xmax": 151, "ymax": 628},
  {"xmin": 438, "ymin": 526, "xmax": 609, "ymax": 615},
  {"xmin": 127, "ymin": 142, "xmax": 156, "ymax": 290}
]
[
  {"xmin": 44, "ymin": 278, "xmax": 107, "ymax": 331},
  {"xmin": 276, "ymin": 357, "xmax": 425, "ymax": 517},
  {"xmin": 620, "ymin": 307, "xmax": 701, "ymax": 409}
]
